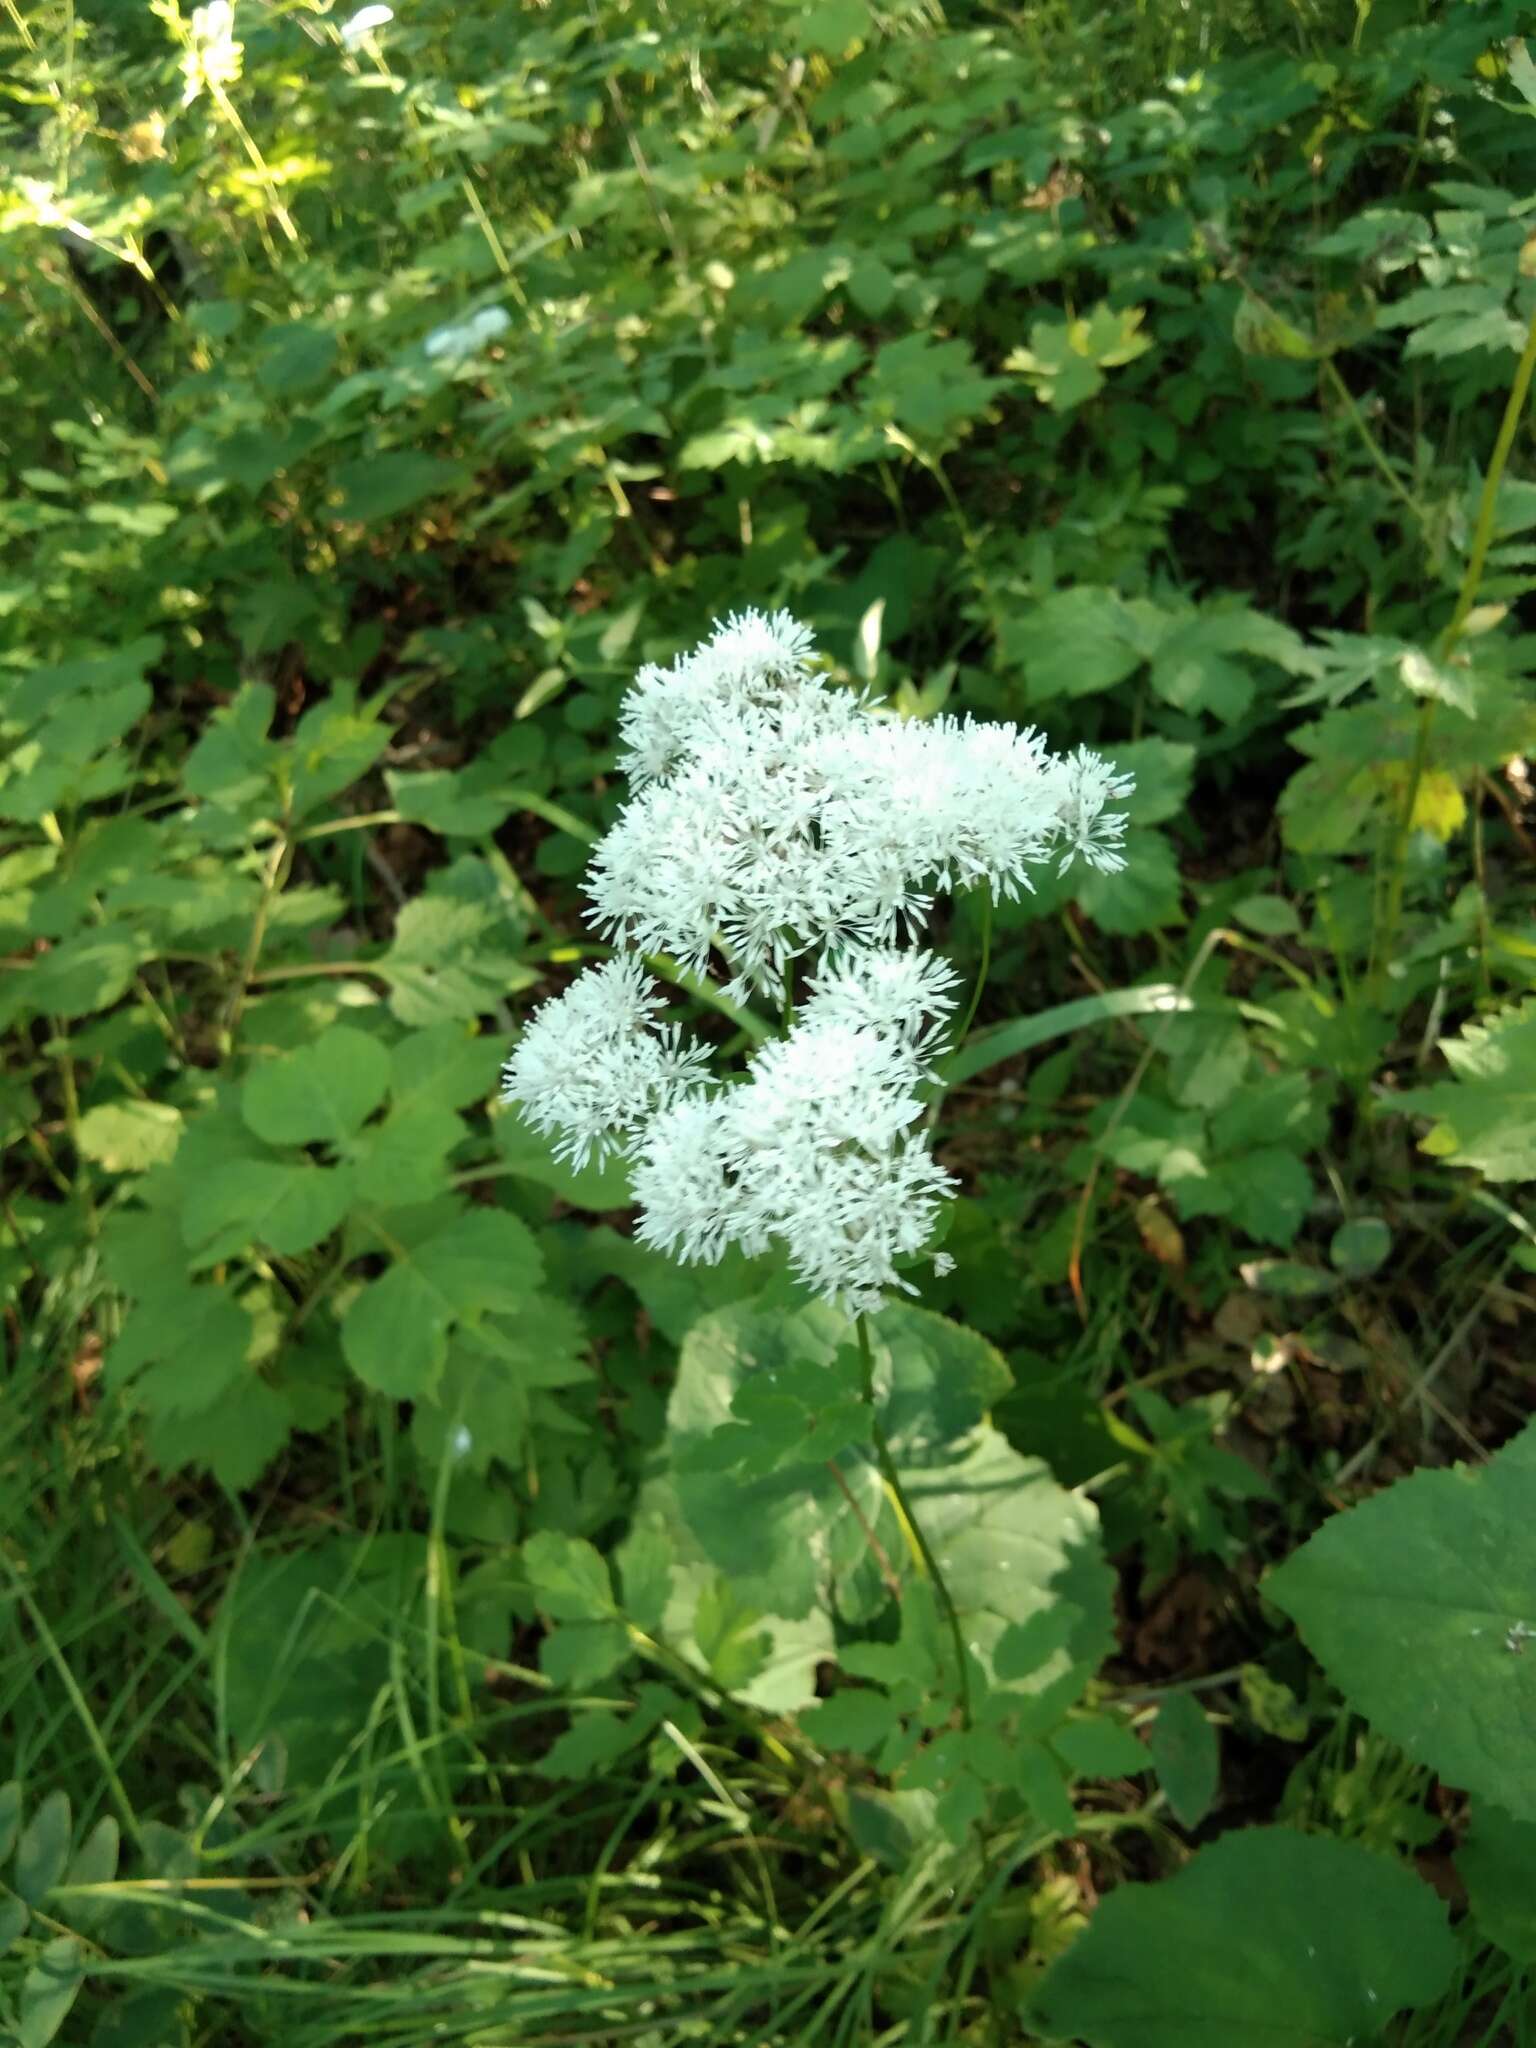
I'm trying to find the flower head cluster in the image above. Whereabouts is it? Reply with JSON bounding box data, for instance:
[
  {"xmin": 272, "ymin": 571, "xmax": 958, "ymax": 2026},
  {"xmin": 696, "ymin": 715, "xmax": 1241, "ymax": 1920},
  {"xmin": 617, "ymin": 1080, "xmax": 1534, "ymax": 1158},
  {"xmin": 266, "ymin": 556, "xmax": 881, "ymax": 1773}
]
[
  {"xmin": 499, "ymin": 953, "xmax": 711, "ymax": 1170},
  {"xmin": 181, "ymin": 1, "xmax": 243, "ymax": 105},
  {"xmin": 585, "ymin": 609, "xmax": 1133, "ymax": 1003},
  {"xmin": 503, "ymin": 608, "xmax": 1133, "ymax": 1315},
  {"xmin": 631, "ymin": 958, "xmax": 958, "ymax": 1315}
]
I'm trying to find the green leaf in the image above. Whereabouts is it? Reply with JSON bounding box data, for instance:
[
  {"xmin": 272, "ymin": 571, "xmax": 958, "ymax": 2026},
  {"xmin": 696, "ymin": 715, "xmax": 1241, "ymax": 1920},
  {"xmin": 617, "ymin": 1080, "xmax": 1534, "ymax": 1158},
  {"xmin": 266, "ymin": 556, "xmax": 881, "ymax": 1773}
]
[
  {"xmin": 1329, "ymin": 1216, "xmax": 1392, "ymax": 1277},
  {"xmin": 1075, "ymin": 828, "xmax": 1184, "ymax": 934},
  {"xmin": 188, "ymin": 1159, "xmax": 353, "ymax": 1258},
  {"xmin": 1393, "ymin": 1002, "xmax": 1536, "ymax": 1181},
  {"xmin": 802, "ymin": 1687, "xmax": 902, "ymax": 1755},
  {"xmin": 387, "ymin": 763, "xmax": 518, "ymax": 837},
  {"xmin": 1457, "ymin": 1801, "xmax": 1536, "ymax": 1963},
  {"xmin": 1232, "ymin": 893, "xmax": 1302, "ymax": 937},
  {"xmin": 15, "ymin": 1790, "xmax": 70, "ymax": 1905},
  {"xmin": 383, "ymin": 898, "xmax": 538, "ymax": 1027},
  {"xmin": 0, "ymin": 1780, "xmax": 20, "ymax": 1861},
  {"xmin": 18, "ymin": 1936, "xmax": 84, "ymax": 2048},
  {"xmin": 243, "ymin": 1025, "xmax": 390, "ymax": 1148},
  {"xmin": 666, "ymin": 1301, "xmax": 1112, "ymax": 1693},
  {"xmin": 1029, "ymin": 1828, "xmax": 1458, "ymax": 2048},
  {"xmin": 74, "ymin": 1100, "xmax": 183, "ymax": 1173},
  {"xmin": 0, "ymin": 1893, "xmax": 28, "ymax": 1954},
  {"xmin": 1147, "ymin": 1690, "xmax": 1219, "ymax": 1827},
  {"xmin": 1051, "ymin": 1714, "xmax": 1151, "ymax": 1780},
  {"xmin": 1228, "ymin": 1146, "xmax": 1313, "ymax": 1249},
  {"xmin": 341, "ymin": 1207, "xmax": 543, "ymax": 1398},
  {"xmin": 522, "ymin": 1531, "xmax": 614, "ymax": 1622},
  {"xmin": 335, "ymin": 453, "xmax": 469, "ymax": 523},
  {"xmin": 1266, "ymin": 1420, "xmax": 1536, "ymax": 1819},
  {"xmin": 943, "ymin": 986, "xmax": 1220, "ymax": 1091},
  {"xmin": 182, "ymin": 683, "xmax": 278, "ymax": 810},
  {"xmin": 11, "ymin": 925, "xmax": 142, "ymax": 1020},
  {"xmin": 1010, "ymin": 586, "xmax": 1143, "ymax": 704}
]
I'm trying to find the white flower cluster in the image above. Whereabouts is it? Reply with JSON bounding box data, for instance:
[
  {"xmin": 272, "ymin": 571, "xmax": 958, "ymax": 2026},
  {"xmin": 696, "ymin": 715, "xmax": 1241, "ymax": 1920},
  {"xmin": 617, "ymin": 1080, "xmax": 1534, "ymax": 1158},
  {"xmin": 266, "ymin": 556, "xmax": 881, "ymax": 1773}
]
[
  {"xmin": 586, "ymin": 609, "xmax": 1134, "ymax": 1004},
  {"xmin": 499, "ymin": 953, "xmax": 711, "ymax": 1170},
  {"xmin": 181, "ymin": 1, "xmax": 243, "ymax": 105},
  {"xmin": 424, "ymin": 305, "xmax": 511, "ymax": 365},
  {"xmin": 631, "ymin": 952, "xmax": 961, "ymax": 1315},
  {"xmin": 502, "ymin": 608, "xmax": 1134, "ymax": 1316}
]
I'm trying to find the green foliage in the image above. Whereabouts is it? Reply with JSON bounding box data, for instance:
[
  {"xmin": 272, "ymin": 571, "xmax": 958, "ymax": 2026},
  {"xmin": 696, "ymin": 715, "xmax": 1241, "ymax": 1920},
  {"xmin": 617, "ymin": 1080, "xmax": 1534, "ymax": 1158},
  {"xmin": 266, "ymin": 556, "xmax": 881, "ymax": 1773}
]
[
  {"xmin": 5, "ymin": 0, "xmax": 1536, "ymax": 2039},
  {"xmin": 1267, "ymin": 1422, "xmax": 1536, "ymax": 1820},
  {"xmin": 1029, "ymin": 1828, "xmax": 1460, "ymax": 2048}
]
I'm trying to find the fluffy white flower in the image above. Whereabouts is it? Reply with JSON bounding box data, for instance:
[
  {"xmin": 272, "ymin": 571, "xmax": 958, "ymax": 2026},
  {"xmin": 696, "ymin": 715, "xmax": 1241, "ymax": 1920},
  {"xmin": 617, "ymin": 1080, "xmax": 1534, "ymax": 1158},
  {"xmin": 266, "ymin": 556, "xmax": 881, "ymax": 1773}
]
[
  {"xmin": 801, "ymin": 946, "xmax": 961, "ymax": 1065},
  {"xmin": 587, "ymin": 611, "xmax": 1134, "ymax": 998},
  {"xmin": 340, "ymin": 4, "xmax": 393, "ymax": 47},
  {"xmin": 632, "ymin": 1010, "xmax": 955, "ymax": 1316},
  {"xmin": 500, "ymin": 955, "xmax": 710, "ymax": 1169}
]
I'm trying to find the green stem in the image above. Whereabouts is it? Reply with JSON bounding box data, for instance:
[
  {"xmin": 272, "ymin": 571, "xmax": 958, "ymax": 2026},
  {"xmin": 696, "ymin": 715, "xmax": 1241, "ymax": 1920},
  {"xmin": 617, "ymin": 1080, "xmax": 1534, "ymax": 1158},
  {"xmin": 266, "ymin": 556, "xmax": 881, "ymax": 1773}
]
[
  {"xmin": 1373, "ymin": 304, "xmax": 1536, "ymax": 995},
  {"xmin": 854, "ymin": 1314, "xmax": 973, "ymax": 1732},
  {"xmin": 953, "ymin": 889, "xmax": 993, "ymax": 1047}
]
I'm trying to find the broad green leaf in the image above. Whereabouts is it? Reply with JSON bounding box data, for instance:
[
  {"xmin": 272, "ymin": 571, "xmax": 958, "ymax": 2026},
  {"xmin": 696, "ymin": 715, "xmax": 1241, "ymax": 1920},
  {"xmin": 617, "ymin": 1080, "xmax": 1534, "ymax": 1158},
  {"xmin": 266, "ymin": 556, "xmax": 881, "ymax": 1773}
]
[
  {"xmin": 1029, "ymin": 1827, "xmax": 1458, "ymax": 2048},
  {"xmin": 1075, "ymin": 828, "xmax": 1184, "ymax": 934},
  {"xmin": 666, "ymin": 1301, "xmax": 1112, "ymax": 1690},
  {"xmin": 522, "ymin": 1531, "xmax": 614, "ymax": 1622},
  {"xmin": 10, "ymin": 925, "xmax": 142, "ymax": 1020},
  {"xmin": 1010, "ymin": 586, "xmax": 1143, "ymax": 704},
  {"xmin": 1266, "ymin": 1421, "xmax": 1536, "ymax": 1818},
  {"xmin": 109, "ymin": 1280, "xmax": 256, "ymax": 1417},
  {"xmin": 1330, "ymin": 1216, "xmax": 1392, "ymax": 1277},
  {"xmin": 74, "ymin": 1101, "xmax": 183, "ymax": 1173},
  {"xmin": 1147, "ymin": 1690, "xmax": 1219, "ymax": 1827},
  {"xmin": 243, "ymin": 1025, "xmax": 390, "ymax": 1148},
  {"xmin": 188, "ymin": 1159, "xmax": 353, "ymax": 1258},
  {"xmin": 1052, "ymin": 1715, "xmax": 1150, "ymax": 1780},
  {"xmin": 15, "ymin": 1789, "xmax": 70, "ymax": 1905},
  {"xmin": 1227, "ymin": 1146, "xmax": 1313, "ymax": 1249},
  {"xmin": 1457, "ymin": 1801, "xmax": 1536, "ymax": 1963},
  {"xmin": 182, "ymin": 683, "xmax": 278, "ymax": 810},
  {"xmin": 335, "ymin": 452, "xmax": 469, "ymax": 523},
  {"xmin": 619, "ymin": 1468, "xmax": 835, "ymax": 1714},
  {"xmin": 18, "ymin": 1936, "xmax": 83, "ymax": 2048},
  {"xmin": 387, "ymin": 763, "xmax": 518, "ymax": 837},
  {"xmin": 1232, "ymin": 893, "xmax": 1303, "ymax": 937},
  {"xmin": 383, "ymin": 898, "xmax": 538, "ymax": 1026},
  {"xmin": 63, "ymin": 1814, "xmax": 120, "ymax": 1891},
  {"xmin": 1393, "ymin": 1002, "xmax": 1536, "ymax": 1181},
  {"xmin": 341, "ymin": 1207, "xmax": 543, "ymax": 1398}
]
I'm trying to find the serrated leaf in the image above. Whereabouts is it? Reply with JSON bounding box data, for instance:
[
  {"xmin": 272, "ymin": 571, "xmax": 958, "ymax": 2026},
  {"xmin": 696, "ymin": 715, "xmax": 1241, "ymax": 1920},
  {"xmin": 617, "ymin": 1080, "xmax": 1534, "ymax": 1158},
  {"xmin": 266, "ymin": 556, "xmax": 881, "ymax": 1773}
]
[
  {"xmin": 1029, "ymin": 1828, "xmax": 1458, "ymax": 2048},
  {"xmin": 1266, "ymin": 1420, "xmax": 1536, "ymax": 1818},
  {"xmin": 666, "ymin": 1301, "xmax": 1111, "ymax": 1696},
  {"xmin": 243, "ymin": 1025, "xmax": 390, "ymax": 1148},
  {"xmin": 1147, "ymin": 1689, "xmax": 1219, "ymax": 1826},
  {"xmin": 1393, "ymin": 1002, "xmax": 1536, "ymax": 1180},
  {"xmin": 522, "ymin": 1531, "xmax": 614, "ymax": 1622},
  {"xmin": 341, "ymin": 1207, "xmax": 543, "ymax": 1398},
  {"xmin": 15, "ymin": 1790, "xmax": 70, "ymax": 1905}
]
